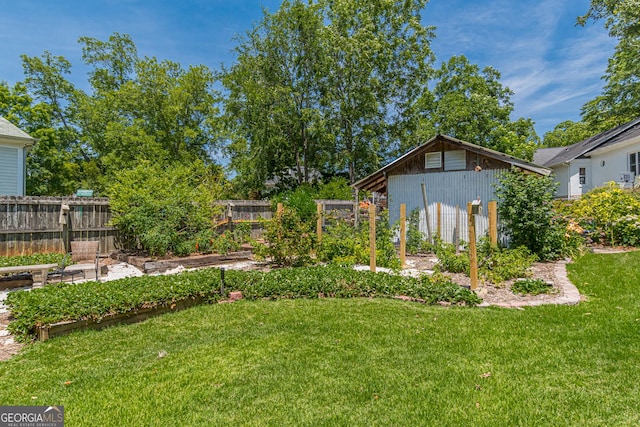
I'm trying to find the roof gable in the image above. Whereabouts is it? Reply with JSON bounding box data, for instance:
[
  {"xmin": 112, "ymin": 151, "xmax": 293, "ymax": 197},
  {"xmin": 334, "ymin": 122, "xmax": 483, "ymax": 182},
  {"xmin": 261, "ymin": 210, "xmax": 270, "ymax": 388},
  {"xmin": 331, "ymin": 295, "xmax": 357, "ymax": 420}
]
[
  {"xmin": 353, "ymin": 134, "xmax": 550, "ymax": 193},
  {"xmin": 0, "ymin": 116, "xmax": 36, "ymax": 144}
]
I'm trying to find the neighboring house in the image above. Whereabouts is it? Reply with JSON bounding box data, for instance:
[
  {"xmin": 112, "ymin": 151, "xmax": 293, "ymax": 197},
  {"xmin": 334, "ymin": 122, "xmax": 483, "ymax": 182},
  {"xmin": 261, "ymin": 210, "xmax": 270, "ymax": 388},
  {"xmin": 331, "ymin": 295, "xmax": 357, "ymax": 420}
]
[
  {"xmin": 533, "ymin": 118, "xmax": 640, "ymax": 199},
  {"xmin": 353, "ymin": 134, "xmax": 551, "ymax": 244},
  {"xmin": 0, "ymin": 116, "xmax": 36, "ymax": 196}
]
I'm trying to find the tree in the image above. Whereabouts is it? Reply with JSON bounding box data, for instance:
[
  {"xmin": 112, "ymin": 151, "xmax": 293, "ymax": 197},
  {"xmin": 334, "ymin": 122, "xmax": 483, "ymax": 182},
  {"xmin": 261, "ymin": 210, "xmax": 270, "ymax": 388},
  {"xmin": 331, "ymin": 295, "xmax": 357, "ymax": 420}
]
[
  {"xmin": 321, "ymin": 0, "xmax": 435, "ymax": 182},
  {"xmin": 579, "ymin": 0, "xmax": 640, "ymax": 128},
  {"xmin": 222, "ymin": 1, "xmax": 330, "ymax": 196},
  {"xmin": 542, "ymin": 120, "xmax": 593, "ymax": 147},
  {"xmin": 18, "ymin": 33, "xmax": 224, "ymax": 193},
  {"xmin": 419, "ymin": 56, "xmax": 539, "ymax": 160}
]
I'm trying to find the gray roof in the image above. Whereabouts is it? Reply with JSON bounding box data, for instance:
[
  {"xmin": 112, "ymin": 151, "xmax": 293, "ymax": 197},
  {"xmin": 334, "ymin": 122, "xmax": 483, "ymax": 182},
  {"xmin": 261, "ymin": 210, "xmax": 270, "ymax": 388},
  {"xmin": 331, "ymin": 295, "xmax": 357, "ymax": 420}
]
[
  {"xmin": 0, "ymin": 116, "xmax": 35, "ymax": 143},
  {"xmin": 539, "ymin": 117, "xmax": 640, "ymax": 167}
]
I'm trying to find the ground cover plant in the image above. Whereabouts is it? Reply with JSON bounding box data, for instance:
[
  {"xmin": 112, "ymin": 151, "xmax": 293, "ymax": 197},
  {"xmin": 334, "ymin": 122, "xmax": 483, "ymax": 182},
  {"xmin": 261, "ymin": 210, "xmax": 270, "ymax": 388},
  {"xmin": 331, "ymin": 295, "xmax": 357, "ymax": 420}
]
[
  {"xmin": 5, "ymin": 265, "xmax": 479, "ymax": 341},
  {"xmin": 511, "ymin": 278, "xmax": 555, "ymax": 296},
  {"xmin": 0, "ymin": 252, "xmax": 639, "ymax": 425},
  {"xmin": 0, "ymin": 253, "xmax": 66, "ymax": 268}
]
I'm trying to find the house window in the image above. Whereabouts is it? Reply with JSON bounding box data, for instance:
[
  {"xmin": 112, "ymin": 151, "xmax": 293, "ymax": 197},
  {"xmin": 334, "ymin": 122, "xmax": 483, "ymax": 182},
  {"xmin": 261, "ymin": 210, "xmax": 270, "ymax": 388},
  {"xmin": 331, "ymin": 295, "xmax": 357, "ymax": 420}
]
[
  {"xmin": 425, "ymin": 152, "xmax": 442, "ymax": 169},
  {"xmin": 630, "ymin": 152, "xmax": 639, "ymax": 176},
  {"xmin": 444, "ymin": 150, "xmax": 466, "ymax": 171},
  {"xmin": 579, "ymin": 167, "xmax": 586, "ymax": 185}
]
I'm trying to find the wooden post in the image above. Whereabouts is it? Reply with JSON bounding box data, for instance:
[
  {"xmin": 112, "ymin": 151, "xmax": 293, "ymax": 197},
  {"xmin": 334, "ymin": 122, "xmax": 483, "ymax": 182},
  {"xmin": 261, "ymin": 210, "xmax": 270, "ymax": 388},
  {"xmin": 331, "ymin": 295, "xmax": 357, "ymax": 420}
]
[
  {"xmin": 467, "ymin": 202, "xmax": 478, "ymax": 291},
  {"xmin": 369, "ymin": 203, "xmax": 376, "ymax": 272},
  {"xmin": 437, "ymin": 202, "xmax": 442, "ymax": 240},
  {"xmin": 421, "ymin": 183, "xmax": 432, "ymax": 244},
  {"xmin": 354, "ymin": 189, "xmax": 359, "ymax": 228},
  {"xmin": 399, "ymin": 204, "xmax": 406, "ymax": 267},
  {"xmin": 316, "ymin": 202, "xmax": 323, "ymax": 244},
  {"xmin": 488, "ymin": 200, "xmax": 498, "ymax": 246},
  {"xmin": 276, "ymin": 203, "xmax": 284, "ymax": 216}
]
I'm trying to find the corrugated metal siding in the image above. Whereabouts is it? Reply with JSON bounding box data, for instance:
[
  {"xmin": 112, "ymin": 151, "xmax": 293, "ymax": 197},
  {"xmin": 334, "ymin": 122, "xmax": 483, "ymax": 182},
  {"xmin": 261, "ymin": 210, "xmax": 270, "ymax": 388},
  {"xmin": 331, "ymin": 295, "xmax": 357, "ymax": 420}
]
[
  {"xmin": 387, "ymin": 170, "xmax": 508, "ymax": 245},
  {"xmin": 0, "ymin": 146, "xmax": 19, "ymax": 196}
]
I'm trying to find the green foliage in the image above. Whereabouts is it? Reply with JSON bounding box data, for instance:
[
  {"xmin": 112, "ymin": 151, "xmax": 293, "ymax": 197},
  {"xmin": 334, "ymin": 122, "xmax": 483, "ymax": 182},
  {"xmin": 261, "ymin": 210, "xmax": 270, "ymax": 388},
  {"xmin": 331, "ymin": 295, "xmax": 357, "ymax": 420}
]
[
  {"xmin": 432, "ymin": 238, "xmax": 469, "ymax": 274},
  {"xmin": 316, "ymin": 177, "xmax": 353, "ymax": 200},
  {"xmin": 6, "ymin": 264, "xmax": 481, "ymax": 341},
  {"xmin": 0, "ymin": 253, "xmax": 66, "ymax": 268},
  {"xmin": 477, "ymin": 238, "xmax": 537, "ymax": 284},
  {"xmin": 542, "ymin": 120, "xmax": 594, "ymax": 147},
  {"xmin": 567, "ymin": 182, "xmax": 640, "ymax": 246},
  {"xmin": 406, "ymin": 208, "xmax": 429, "ymax": 255},
  {"xmin": 495, "ymin": 168, "xmax": 576, "ymax": 261},
  {"xmin": 511, "ymin": 278, "xmax": 554, "ymax": 296},
  {"xmin": 271, "ymin": 185, "xmax": 319, "ymax": 222},
  {"xmin": 414, "ymin": 55, "xmax": 539, "ymax": 160},
  {"xmin": 254, "ymin": 207, "xmax": 316, "ymax": 267},
  {"xmin": 107, "ymin": 161, "xmax": 225, "ymax": 256}
]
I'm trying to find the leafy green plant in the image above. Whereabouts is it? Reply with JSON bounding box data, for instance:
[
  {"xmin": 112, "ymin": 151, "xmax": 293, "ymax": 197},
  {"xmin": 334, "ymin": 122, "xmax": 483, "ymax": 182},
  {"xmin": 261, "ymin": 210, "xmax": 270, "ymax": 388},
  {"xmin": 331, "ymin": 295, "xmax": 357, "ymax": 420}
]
[
  {"xmin": 0, "ymin": 253, "xmax": 66, "ymax": 268},
  {"xmin": 495, "ymin": 168, "xmax": 577, "ymax": 261},
  {"xmin": 107, "ymin": 160, "xmax": 225, "ymax": 257},
  {"xmin": 511, "ymin": 278, "xmax": 555, "ymax": 296},
  {"xmin": 406, "ymin": 208, "xmax": 429, "ymax": 255},
  {"xmin": 432, "ymin": 238, "xmax": 469, "ymax": 274},
  {"xmin": 253, "ymin": 207, "xmax": 316, "ymax": 266},
  {"xmin": 568, "ymin": 183, "xmax": 640, "ymax": 246},
  {"xmin": 6, "ymin": 264, "xmax": 481, "ymax": 341},
  {"xmin": 477, "ymin": 238, "xmax": 537, "ymax": 284}
]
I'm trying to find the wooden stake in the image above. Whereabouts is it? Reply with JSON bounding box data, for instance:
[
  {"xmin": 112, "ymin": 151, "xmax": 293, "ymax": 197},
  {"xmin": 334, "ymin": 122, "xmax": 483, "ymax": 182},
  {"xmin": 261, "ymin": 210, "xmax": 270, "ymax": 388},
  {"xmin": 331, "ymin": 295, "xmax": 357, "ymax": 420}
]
[
  {"xmin": 399, "ymin": 204, "xmax": 406, "ymax": 267},
  {"xmin": 488, "ymin": 200, "xmax": 498, "ymax": 246},
  {"xmin": 276, "ymin": 203, "xmax": 284, "ymax": 216},
  {"xmin": 454, "ymin": 204, "xmax": 460, "ymax": 253},
  {"xmin": 369, "ymin": 204, "xmax": 376, "ymax": 272},
  {"xmin": 467, "ymin": 202, "xmax": 478, "ymax": 291}
]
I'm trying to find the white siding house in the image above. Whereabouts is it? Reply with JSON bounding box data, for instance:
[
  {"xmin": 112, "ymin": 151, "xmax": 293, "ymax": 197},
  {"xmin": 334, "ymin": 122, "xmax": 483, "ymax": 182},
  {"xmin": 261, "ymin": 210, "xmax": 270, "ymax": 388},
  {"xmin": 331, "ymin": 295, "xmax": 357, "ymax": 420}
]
[
  {"xmin": 0, "ymin": 117, "xmax": 35, "ymax": 196},
  {"xmin": 353, "ymin": 135, "xmax": 551, "ymax": 244},
  {"xmin": 534, "ymin": 118, "xmax": 640, "ymax": 198}
]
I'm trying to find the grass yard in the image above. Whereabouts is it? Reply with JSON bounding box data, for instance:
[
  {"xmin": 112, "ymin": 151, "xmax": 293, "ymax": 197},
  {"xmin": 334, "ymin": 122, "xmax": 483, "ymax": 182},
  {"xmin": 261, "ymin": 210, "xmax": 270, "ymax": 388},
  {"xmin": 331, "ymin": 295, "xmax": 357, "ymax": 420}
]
[{"xmin": 1, "ymin": 252, "xmax": 640, "ymax": 426}]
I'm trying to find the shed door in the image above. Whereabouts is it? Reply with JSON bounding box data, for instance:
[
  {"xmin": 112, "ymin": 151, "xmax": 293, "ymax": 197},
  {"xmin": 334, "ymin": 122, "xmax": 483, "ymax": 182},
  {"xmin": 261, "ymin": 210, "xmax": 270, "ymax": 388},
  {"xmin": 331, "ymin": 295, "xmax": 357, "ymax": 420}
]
[{"xmin": 0, "ymin": 146, "xmax": 19, "ymax": 195}]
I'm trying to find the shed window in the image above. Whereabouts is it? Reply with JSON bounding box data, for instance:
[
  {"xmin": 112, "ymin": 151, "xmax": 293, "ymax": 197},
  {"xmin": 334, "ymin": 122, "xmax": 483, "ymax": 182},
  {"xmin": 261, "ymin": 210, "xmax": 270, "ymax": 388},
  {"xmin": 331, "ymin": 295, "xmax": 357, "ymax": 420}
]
[
  {"xmin": 425, "ymin": 152, "xmax": 442, "ymax": 169},
  {"xmin": 630, "ymin": 152, "xmax": 639, "ymax": 176},
  {"xmin": 444, "ymin": 150, "xmax": 466, "ymax": 171}
]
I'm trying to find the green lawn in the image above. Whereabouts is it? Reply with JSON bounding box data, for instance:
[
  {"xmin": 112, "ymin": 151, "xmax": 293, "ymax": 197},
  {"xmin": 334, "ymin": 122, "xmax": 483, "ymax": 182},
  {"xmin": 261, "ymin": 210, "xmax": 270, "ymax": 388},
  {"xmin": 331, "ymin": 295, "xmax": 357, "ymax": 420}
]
[{"xmin": 1, "ymin": 252, "xmax": 640, "ymax": 426}]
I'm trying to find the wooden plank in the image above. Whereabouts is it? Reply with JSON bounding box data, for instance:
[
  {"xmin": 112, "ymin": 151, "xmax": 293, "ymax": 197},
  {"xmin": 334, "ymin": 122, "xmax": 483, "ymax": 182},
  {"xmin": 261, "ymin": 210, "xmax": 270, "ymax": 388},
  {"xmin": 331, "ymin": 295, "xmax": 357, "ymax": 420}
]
[{"xmin": 142, "ymin": 251, "xmax": 252, "ymax": 274}]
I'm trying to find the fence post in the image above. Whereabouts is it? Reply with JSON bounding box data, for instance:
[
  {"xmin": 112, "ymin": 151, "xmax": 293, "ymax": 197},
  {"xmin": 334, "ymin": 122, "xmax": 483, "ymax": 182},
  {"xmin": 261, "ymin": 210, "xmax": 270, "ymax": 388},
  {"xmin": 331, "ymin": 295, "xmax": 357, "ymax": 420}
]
[
  {"xmin": 399, "ymin": 204, "xmax": 406, "ymax": 267},
  {"xmin": 316, "ymin": 202, "xmax": 323, "ymax": 244},
  {"xmin": 488, "ymin": 200, "xmax": 498, "ymax": 246},
  {"xmin": 467, "ymin": 202, "xmax": 479, "ymax": 291},
  {"xmin": 369, "ymin": 203, "xmax": 376, "ymax": 272},
  {"xmin": 421, "ymin": 183, "xmax": 432, "ymax": 244},
  {"xmin": 276, "ymin": 203, "xmax": 284, "ymax": 216}
]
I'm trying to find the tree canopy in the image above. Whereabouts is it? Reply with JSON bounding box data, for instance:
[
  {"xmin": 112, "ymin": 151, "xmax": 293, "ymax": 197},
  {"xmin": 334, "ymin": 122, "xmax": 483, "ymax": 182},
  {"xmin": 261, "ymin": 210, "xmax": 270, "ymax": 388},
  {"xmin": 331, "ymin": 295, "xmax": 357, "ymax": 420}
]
[{"xmin": 3, "ymin": 1, "xmax": 546, "ymax": 197}]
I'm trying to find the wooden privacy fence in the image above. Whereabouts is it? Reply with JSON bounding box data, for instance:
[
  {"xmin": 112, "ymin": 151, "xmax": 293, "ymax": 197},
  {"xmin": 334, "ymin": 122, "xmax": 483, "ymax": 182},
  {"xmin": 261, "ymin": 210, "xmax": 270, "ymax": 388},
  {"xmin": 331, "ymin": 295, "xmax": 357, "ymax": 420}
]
[{"xmin": 0, "ymin": 196, "xmax": 118, "ymax": 256}]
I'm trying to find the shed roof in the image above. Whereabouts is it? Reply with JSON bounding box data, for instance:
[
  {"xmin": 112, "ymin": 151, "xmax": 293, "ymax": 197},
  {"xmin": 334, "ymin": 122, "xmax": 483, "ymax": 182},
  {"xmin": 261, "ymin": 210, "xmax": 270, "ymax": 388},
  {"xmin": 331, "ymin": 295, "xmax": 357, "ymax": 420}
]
[
  {"xmin": 539, "ymin": 117, "xmax": 640, "ymax": 167},
  {"xmin": 353, "ymin": 134, "xmax": 551, "ymax": 194},
  {"xmin": 0, "ymin": 116, "xmax": 36, "ymax": 144}
]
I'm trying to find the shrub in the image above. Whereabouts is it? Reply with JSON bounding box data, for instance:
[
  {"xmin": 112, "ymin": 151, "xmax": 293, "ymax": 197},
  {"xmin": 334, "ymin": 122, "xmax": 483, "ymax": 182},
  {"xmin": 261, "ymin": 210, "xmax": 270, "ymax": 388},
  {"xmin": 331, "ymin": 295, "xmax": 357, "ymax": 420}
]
[
  {"xmin": 569, "ymin": 182, "xmax": 640, "ymax": 246},
  {"xmin": 494, "ymin": 168, "xmax": 574, "ymax": 261},
  {"xmin": 107, "ymin": 161, "xmax": 225, "ymax": 256},
  {"xmin": 253, "ymin": 207, "xmax": 316, "ymax": 267},
  {"xmin": 432, "ymin": 238, "xmax": 469, "ymax": 274}
]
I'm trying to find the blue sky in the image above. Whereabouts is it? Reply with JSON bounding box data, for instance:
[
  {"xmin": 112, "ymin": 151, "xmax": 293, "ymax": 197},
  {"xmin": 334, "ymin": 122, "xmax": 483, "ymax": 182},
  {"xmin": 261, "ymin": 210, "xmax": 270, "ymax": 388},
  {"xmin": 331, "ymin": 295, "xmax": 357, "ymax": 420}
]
[{"xmin": 0, "ymin": 0, "xmax": 614, "ymax": 137}]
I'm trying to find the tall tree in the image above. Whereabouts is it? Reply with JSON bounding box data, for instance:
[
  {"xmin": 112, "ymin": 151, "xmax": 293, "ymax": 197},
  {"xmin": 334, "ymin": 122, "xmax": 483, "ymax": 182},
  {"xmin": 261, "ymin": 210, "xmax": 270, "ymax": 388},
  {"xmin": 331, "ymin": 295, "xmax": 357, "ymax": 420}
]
[
  {"xmin": 579, "ymin": 0, "xmax": 640, "ymax": 128},
  {"xmin": 222, "ymin": 0, "xmax": 330, "ymax": 195},
  {"xmin": 0, "ymin": 81, "xmax": 79, "ymax": 195},
  {"xmin": 419, "ymin": 55, "xmax": 538, "ymax": 160},
  {"xmin": 542, "ymin": 120, "xmax": 593, "ymax": 147},
  {"xmin": 322, "ymin": 0, "xmax": 435, "ymax": 182}
]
